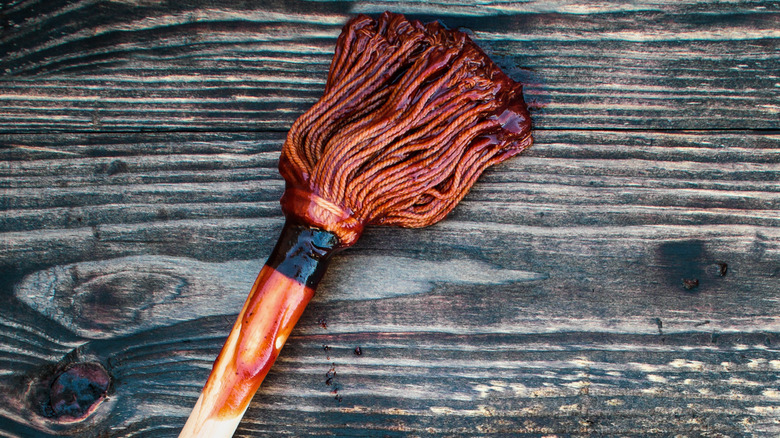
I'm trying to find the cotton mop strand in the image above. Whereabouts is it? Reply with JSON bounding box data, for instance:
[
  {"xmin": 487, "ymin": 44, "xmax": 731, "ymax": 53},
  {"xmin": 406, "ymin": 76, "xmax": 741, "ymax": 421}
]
[{"xmin": 179, "ymin": 12, "xmax": 533, "ymax": 437}]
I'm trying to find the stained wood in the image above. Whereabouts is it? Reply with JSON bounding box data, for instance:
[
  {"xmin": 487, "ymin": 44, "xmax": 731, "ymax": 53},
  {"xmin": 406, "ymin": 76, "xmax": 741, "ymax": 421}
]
[{"xmin": 1, "ymin": 0, "xmax": 779, "ymax": 437}]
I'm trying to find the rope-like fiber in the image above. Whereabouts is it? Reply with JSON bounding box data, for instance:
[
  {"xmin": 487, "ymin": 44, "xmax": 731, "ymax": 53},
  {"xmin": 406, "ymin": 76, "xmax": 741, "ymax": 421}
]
[{"xmin": 280, "ymin": 12, "xmax": 533, "ymax": 237}]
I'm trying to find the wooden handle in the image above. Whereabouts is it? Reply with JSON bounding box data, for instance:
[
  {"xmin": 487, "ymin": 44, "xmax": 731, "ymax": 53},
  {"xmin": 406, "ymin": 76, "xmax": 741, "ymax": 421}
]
[
  {"xmin": 179, "ymin": 265, "xmax": 314, "ymax": 437},
  {"xmin": 179, "ymin": 222, "xmax": 342, "ymax": 438}
]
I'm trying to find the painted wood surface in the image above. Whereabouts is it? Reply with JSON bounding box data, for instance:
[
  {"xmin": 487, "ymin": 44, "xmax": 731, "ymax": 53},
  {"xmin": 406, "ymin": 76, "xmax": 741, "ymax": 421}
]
[{"xmin": 1, "ymin": 0, "xmax": 778, "ymax": 437}]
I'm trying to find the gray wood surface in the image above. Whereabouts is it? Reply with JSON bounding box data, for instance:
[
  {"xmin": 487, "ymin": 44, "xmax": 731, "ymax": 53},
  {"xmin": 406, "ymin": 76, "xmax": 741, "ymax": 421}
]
[{"xmin": 1, "ymin": 0, "xmax": 778, "ymax": 436}]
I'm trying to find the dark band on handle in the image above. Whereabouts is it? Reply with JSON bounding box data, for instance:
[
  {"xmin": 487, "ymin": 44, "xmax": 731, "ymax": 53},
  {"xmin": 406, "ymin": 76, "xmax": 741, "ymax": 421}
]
[{"xmin": 265, "ymin": 221, "xmax": 341, "ymax": 289}]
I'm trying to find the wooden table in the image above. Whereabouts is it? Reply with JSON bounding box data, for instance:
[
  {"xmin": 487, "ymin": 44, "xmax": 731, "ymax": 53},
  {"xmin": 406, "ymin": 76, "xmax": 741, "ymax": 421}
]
[{"xmin": 1, "ymin": 1, "xmax": 778, "ymax": 436}]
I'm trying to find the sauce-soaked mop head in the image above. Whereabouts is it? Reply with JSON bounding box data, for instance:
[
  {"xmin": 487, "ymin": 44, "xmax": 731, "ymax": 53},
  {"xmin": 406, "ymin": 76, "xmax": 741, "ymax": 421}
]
[{"xmin": 280, "ymin": 12, "xmax": 533, "ymax": 246}]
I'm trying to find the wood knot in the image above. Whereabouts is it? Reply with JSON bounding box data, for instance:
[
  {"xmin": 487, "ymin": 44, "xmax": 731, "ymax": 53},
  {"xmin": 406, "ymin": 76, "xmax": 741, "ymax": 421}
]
[
  {"xmin": 48, "ymin": 362, "xmax": 110, "ymax": 420},
  {"xmin": 16, "ymin": 259, "xmax": 190, "ymax": 338}
]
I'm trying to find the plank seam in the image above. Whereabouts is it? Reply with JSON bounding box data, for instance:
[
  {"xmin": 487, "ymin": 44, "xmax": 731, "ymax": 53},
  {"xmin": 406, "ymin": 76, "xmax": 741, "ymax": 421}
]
[{"xmin": 1, "ymin": 127, "xmax": 779, "ymax": 136}]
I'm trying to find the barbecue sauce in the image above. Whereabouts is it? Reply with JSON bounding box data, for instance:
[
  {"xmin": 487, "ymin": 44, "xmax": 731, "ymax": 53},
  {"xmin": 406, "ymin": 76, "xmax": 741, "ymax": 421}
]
[{"xmin": 207, "ymin": 222, "xmax": 341, "ymax": 419}]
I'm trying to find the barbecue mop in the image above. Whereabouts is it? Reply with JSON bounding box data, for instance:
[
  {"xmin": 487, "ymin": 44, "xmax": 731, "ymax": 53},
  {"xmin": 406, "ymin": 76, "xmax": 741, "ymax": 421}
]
[{"xmin": 179, "ymin": 12, "xmax": 532, "ymax": 437}]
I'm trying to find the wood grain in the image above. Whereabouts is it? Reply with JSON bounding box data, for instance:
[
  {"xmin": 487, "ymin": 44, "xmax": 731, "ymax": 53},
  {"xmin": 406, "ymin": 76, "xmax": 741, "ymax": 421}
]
[
  {"xmin": 0, "ymin": 1, "xmax": 778, "ymax": 132},
  {"xmin": 1, "ymin": 0, "xmax": 779, "ymax": 436},
  {"xmin": 1, "ymin": 129, "xmax": 778, "ymax": 436}
]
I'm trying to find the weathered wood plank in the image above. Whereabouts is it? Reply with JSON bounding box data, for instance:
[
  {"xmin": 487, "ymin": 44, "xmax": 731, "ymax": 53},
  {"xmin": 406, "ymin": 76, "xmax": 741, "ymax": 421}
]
[
  {"xmin": 1, "ymin": 315, "xmax": 778, "ymax": 436},
  {"xmin": 0, "ymin": 1, "xmax": 777, "ymax": 132},
  {"xmin": 0, "ymin": 129, "xmax": 778, "ymax": 436},
  {"xmin": 2, "ymin": 130, "xmax": 777, "ymax": 237}
]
